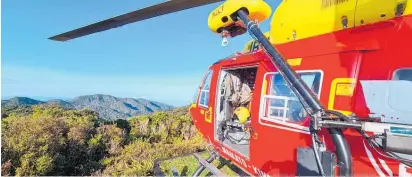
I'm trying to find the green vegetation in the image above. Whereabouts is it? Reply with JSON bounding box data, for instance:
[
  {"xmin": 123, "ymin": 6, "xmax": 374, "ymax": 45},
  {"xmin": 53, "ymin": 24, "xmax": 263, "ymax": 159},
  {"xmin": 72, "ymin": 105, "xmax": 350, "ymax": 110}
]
[{"xmin": 1, "ymin": 104, "xmax": 213, "ymax": 176}]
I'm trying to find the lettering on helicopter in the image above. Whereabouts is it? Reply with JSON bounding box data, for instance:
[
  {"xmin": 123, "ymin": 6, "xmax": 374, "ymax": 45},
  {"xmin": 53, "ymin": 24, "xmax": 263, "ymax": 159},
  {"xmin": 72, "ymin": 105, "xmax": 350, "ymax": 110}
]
[
  {"xmin": 249, "ymin": 41, "xmax": 260, "ymax": 52},
  {"xmin": 205, "ymin": 107, "xmax": 212, "ymax": 123},
  {"xmin": 253, "ymin": 166, "xmax": 270, "ymax": 177},
  {"xmin": 322, "ymin": 0, "xmax": 349, "ymax": 9},
  {"xmin": 245, "ymin": 33, "xmax": 270, "ymax": 52},
  {"xmin": 211, "ymin": 5, "xmax": 224, "ymax": 19},
  {"xmin": 222, "ymin": 147, "xmax": 270, "ymax": 176},
  {"xmin": 222, "ymin": 147, "xmax": 247, "ymax": 167}
]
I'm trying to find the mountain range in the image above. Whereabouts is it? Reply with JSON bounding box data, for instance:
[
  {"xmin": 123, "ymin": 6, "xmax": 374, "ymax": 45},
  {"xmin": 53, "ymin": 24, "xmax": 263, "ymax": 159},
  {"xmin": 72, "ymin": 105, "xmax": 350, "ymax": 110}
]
[{"xmin": 1, "ymin": 94, "xmax": 174, "ymax": 120}]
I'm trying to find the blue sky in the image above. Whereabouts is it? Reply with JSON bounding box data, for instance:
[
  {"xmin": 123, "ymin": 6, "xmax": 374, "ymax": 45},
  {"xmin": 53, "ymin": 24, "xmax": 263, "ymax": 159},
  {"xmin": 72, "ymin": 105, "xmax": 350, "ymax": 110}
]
[{"xmin": 2, "ymin": 0, "xmax": 281, "ymax": 106}]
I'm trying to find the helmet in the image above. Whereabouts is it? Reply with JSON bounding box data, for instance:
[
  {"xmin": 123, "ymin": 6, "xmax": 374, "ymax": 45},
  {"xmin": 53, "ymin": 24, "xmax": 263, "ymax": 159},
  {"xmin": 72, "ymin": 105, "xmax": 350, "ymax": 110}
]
[{"xmin": 234, "ymin": 106, "xmax": 250, "ymax": 124}]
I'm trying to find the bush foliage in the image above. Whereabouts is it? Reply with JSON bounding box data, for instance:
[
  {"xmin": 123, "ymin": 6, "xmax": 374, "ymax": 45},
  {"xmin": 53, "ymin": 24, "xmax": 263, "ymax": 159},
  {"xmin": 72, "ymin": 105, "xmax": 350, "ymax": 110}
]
[{"xmin": 1, "ymin": 105, "xmax": 206, "ymax": 176}]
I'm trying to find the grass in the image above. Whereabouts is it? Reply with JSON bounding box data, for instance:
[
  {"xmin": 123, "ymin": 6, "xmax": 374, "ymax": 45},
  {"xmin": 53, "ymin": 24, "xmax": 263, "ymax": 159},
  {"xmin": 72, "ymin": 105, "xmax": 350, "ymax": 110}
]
[{"xmin": 159, "ymin": 151, "xmax": 247, "ymax": 176}]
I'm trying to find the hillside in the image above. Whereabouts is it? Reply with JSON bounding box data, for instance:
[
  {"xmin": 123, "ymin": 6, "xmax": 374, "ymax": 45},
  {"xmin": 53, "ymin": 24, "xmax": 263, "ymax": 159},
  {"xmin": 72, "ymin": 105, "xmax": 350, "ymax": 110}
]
[
  {"xmin": 46, "ymin": 99, "xmax": 74, "ymax": 109},
  {"xmin": 1, "ymin": 94, "xmax": 173, "ymax": 120},
  {"xmin": 1, "ymin": 97, "xmax": 45, "ymax": 107},
  {"xmin": 0, "ymin": 105, "xmax": 207, "ymax": 176},
  {"xmin": 1, "ymin": 104, "xmax": 242, "ymax": 176}
]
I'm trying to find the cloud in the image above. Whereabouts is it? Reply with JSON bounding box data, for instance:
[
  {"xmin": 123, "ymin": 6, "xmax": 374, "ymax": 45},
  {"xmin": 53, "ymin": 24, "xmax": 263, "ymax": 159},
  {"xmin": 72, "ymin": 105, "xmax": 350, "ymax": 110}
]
[{"xmin": 1, "ymin": 65, "xmax": 205, "ymax": 106}]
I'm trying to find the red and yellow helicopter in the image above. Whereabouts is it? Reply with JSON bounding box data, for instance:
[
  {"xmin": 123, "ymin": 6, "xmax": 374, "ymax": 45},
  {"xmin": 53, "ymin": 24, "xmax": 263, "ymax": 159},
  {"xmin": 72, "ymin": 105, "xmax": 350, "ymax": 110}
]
[{"xmin": 49, "ymin": 0, "xmax": 412, "ymax": 176}]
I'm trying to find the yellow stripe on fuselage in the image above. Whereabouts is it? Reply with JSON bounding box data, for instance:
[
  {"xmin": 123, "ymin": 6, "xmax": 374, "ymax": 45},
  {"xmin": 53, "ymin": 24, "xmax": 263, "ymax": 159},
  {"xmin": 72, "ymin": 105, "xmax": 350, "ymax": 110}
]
[{"xmin": 268, "ymin": 0, "xmax": 410, "ymax": 45}]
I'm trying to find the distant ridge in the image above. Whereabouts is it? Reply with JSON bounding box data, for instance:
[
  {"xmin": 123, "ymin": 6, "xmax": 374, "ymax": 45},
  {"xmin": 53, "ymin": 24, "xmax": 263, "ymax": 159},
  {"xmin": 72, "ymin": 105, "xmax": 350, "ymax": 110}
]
[
  {"xmin": 1, "ymin": 94, "xmax": 174, "ymax": 120},
  {"xmin": 1, "ymin": 97, "xmax": 45, "ymax": 107}
]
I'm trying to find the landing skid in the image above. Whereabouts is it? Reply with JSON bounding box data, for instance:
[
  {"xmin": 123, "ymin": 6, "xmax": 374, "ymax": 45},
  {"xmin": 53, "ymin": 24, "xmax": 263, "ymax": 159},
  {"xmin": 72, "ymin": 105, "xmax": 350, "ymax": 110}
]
[{"xmin": 153, "ymin": 150, "xmax": 248, "ymax": 177}]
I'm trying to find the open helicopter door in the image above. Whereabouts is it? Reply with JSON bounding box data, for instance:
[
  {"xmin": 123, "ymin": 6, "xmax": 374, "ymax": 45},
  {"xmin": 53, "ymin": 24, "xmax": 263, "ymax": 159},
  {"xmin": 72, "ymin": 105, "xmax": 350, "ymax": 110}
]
[{"xmin": 214, "ymin": 65, "xmax": 258, "ymax": 159}]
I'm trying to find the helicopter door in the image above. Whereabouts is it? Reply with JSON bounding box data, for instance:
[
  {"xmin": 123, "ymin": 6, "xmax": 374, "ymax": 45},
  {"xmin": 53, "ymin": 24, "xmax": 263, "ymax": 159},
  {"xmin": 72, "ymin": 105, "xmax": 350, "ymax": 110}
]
[{"xmin": 214, "ymin": 66, "xmax": 258, "ymax": 159}]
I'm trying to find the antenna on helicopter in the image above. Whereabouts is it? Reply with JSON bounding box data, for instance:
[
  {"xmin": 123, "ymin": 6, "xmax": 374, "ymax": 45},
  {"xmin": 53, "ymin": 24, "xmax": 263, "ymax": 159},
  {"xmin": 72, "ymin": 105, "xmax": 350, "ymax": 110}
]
[{"xmin": 48, "ymin": 0, "xmax": 224, "ymax": 41}]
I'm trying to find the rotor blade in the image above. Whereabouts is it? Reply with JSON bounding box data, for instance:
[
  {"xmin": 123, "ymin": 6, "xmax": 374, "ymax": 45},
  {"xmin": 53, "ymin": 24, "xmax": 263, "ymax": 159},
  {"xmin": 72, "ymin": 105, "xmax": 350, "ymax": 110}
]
[{"xmin": 49, "ymin": 0, "xmax": 223, "ymax": 41}]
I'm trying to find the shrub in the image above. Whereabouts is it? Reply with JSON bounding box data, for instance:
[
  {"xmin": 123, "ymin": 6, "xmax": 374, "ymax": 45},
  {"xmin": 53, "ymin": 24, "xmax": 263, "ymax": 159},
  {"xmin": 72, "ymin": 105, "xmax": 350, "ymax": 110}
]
[{"xmin": 1, "ymin": 105, "xmax": 206, "ymax": 176}]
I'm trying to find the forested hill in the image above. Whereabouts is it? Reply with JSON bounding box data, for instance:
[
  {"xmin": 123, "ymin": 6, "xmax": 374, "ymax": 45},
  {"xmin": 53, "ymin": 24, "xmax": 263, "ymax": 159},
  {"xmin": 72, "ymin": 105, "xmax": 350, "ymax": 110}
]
[{"xmin": 1, "ymin": 94, "xmax": 173, "ymax": 120}]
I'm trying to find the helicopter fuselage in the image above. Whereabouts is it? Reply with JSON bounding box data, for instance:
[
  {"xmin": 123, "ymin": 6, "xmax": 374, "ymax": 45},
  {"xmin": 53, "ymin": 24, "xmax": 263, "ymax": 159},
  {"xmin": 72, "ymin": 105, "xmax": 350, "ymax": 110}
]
[{"xmin": 190, "ymin": 3, "xmax": 412, "ymax": 175}]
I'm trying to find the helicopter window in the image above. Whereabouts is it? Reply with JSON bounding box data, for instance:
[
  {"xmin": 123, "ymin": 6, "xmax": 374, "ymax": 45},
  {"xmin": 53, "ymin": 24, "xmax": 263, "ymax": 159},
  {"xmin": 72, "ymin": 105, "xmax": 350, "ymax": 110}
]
[
  {"xmin": 192, "ymin": 84, "xmax": 201, "ymax": 104},
  {"xmin": 393, "ymin": 68, "xmax": 412, "ymax": 82},
  {"xmin": 199, "ymin": 70, "xmax": 213, "ymax": 108},
  {"xmin": 261, "ymin": 71, "xmax": 322, "ymax": 123}
]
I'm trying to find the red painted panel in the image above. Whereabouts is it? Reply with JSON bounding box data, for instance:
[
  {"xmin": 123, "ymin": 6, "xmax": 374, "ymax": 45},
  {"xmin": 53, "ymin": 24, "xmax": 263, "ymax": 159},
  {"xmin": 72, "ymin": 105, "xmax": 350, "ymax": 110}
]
[{"xmin": 189, "ymin": 14, "xmax": 412, "ymax": 177}]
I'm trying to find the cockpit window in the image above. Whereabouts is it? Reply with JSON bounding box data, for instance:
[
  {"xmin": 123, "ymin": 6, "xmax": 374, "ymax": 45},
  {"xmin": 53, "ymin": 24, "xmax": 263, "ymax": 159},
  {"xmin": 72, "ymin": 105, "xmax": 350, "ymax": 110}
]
[
  {"xmin": 192, "ymin": 84, "xmax": 200, "ymax": 104},
  {"xmin": 393, "ymin": 68, "xmax": 412, "ymax": 82},
  {"xmin": 199, "ymin": 70, "xmax": 213, "ymax": 108}
]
